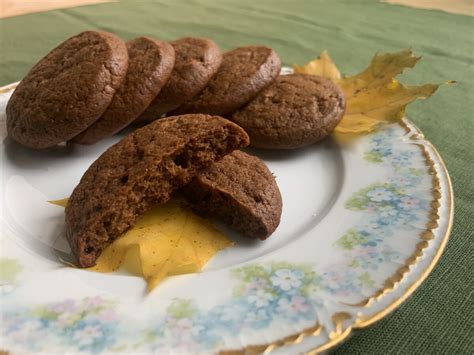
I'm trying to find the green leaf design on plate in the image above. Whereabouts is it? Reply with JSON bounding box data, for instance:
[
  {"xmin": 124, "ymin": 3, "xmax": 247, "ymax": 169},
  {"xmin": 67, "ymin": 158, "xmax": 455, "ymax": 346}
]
[
  {"xmin": 232, "ymin": 264, "xmax": 268, "ymax": 282},
  {"xmin": 345, "ymin": 186, "xmax": 373, "ymax": 210},
  {"xmin": 232, "ymin": 262, "xmax": 320, "ymax": 297},
  {"xmin": 30, "ymin": 307, "xmax": 59, "ymax": 321},
  {"xmin": 409, "ymin": 167, "xmax": 425, "ymax": 176},
  {"xmin": 345, "ymin": 183, "xmax": 404, "ymax": 211},
  {"xmin": 358, "ymin": 272, "xmax": 375, "ymax": 288},
  {"xmin": 0, "ymin": 258, "xmax": 23, "ymax": 284},
  {"xmin": 363, "ymin": 151, "xmax": 384, "ymax": 163},
  {"xmin": 335, "ymin": 229, "xmax": 369, "ymax": 250},
  {"xmin": 167, "ymin": 299, "xmax": 197, "ymax": 319}
]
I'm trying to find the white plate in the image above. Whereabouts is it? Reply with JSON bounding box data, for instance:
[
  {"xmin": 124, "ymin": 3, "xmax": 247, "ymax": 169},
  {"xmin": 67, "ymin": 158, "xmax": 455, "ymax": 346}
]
[{"xmin": 0, "ymin": 79, "xmax": 452, "ymax": 354}]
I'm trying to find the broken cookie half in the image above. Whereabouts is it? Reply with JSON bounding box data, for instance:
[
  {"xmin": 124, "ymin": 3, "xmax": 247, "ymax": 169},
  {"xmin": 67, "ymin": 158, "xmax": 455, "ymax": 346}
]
[
  {"xmin": 182, "ymin": 150, "xmax": 282, "ymax": 240},
  {"xmin": 66, "ymin": 114, "xmax": 249, "ymax": 267}
]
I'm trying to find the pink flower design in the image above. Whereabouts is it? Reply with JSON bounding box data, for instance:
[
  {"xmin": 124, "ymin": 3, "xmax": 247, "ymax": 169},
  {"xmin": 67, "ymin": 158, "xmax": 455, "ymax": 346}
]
[
  {"xmin": 175, "ymin": 318, "xmax": 203, "ymax": 336},
  {"xmin": 399, "ymin": 196, "xmax": 420, "ymax": 210},
  {"xmin": 82, "ymin": 296, "xmax": 104, "ymax": 308},
  {"xmin": 246, "ymin": 277, "xmax": 267, "ymax": 292},
  {"xmin": 72, "ymin": 325, "xmax": 103, "ymax": 345},
  {"xmin": 49, "ymin": 299, "xmax": 76, "ymax": 314},
  {"xmin": 277, "ymin": 296, "xmax": 309, "ymax": 315},
  {"xmin": 366, "ymin": 203, "xmax": 378, "ymax": 212},
  {"xmin": 97, "ymin": 308, "xmax": 117, "ymax": 322},
  {"xmin": 55, "ymin": 312, "xmax": 80, "ymax": 327}
]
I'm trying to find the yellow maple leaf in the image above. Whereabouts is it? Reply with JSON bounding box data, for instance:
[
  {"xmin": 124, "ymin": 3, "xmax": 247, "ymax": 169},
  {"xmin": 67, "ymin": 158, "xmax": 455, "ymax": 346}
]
[
  {"xmin": 48, "ymin": 198, "xmax": 69, "ymax": 207},
  {"xmin": 49, "ymin": 199, "xmax": 233, "ymax": 291},
  {"xmin": 293, "ymin": 49, "xmax": 443, "ymax": 134},
  {"xmin": 294, "ymin": 50, "xmax": 341, "ymax": 80}
]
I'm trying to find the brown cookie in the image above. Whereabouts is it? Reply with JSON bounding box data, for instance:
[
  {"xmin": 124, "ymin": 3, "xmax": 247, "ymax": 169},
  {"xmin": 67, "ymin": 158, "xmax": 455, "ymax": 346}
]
[
  {"xmin": 6, "ymin": 31, "xmax": 128, "ymax": 149},
  {"xmin": 73, "ymin": 37, "xmax": 175, "ymax": 145},
  {"xmin": 182, "ymin": 151, "xmax": 282, "ymax": 240},
  {"xmin": 172, "ymin": 46, "xmax": 281, "ymax": 116},
  {"xmin": 231, "ymin": 74, "xmax": 346, "ymax": 149},
  {"xmin": 65, "ymin": 114, "xmax": 249, "ymax": 267},
  {"xmin": 137, "ymin": 37, "xmax": 222, "ymax": 123}
]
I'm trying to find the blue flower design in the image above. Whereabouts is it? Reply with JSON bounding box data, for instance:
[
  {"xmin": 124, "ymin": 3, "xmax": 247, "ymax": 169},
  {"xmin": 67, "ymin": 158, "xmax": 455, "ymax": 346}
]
[
  {"xmin": 1, "ymin": 297, "xmax": 118, "ymax": 352},
  {"xmin": 270, "ymin": 269, "xmax": 304, "ymax": 291}
]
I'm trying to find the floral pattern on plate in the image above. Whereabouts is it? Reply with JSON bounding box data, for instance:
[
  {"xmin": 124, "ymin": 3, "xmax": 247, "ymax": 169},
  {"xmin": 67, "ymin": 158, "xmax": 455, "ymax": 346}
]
[
  {"xmin": 1, "ymin": 297, "xmax": 118, "ymax": 352},
  {"xmin": 135, "ymin": 126, "xmax": 435, "ymax": 351},
  {"xmin": 0, "ymin": 124, "xmax": 441, "ymax": 353}
]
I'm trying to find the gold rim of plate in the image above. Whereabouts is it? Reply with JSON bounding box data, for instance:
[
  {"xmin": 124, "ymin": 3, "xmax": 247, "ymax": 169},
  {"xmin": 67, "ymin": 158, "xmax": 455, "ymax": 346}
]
[
  {"xmin": 218, "ymin": 118, "xmax": 453, "ymax": 354},
  {"xmin": 0, "ymin": 83, "xmax": 454, "ymax": 354}
]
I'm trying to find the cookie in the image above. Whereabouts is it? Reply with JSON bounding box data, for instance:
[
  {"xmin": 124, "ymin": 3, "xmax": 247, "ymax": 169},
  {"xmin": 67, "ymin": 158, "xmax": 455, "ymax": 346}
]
[
  {"xmin": 182, "ymin": 150, "xmax": 282, "ymax": 240},
  {"xmin": 231, "ymin": 74, "xmax": 346, "ymax": 149},
  {"xmin": 65, "ymin": 114, "xmax": 249, "ymax": 267},
  {"xmin": 73, "ymin": 37, "xmax": 175, "ymax": 145},
  {"xmin": 173, "ymin": 46, "xmax": 281, "ymax": 116},
  {"xmin": 137, "ymin": 37, "xmax": 222, "ymax": 123},
  {"xmin": 6, "ymin": 31, "xmax": 128, "ymax": 149}
]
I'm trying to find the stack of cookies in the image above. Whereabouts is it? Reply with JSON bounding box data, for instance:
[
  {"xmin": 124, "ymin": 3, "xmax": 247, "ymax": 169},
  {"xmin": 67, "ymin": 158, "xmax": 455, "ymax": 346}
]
[
  {"xmin": 6, "ymin": 30, "xmax": 345, "ymax": 150},
  {"xmin": 6, "ymin": 31, "xmax": 346, "ymax": 267}
]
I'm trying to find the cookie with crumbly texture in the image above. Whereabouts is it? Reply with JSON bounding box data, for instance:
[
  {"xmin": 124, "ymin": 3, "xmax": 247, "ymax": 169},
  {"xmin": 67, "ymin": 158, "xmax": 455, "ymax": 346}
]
[
  {"xmin": 65, "ymin": 114, "xmax": 249, "ymax": 267},
  {"xmin": 182, "ymin": 150, "xmax": 282, "ymax": 240},
  {"xmin": 137, "ymin": 37, "xmax": 222, "ymax": 123},
  {"xmin": 6, "ymin": 31, "xmax": 128, "ymax": 149},
  {"xmin": 73, "ymin": 37, "xmax": 175, "ymax": 145},
  {"xmin": 231, "ymin": 74, "xmax": 346, "ymax": 149},
  {"xmin": 172, "ymin": 46, "xmax": 281, "ymax": 116}
]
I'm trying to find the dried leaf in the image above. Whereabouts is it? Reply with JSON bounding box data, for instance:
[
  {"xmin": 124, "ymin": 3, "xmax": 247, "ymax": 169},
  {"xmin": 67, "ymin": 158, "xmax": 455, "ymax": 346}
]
[
  {"xmin": 339, "ymin": 49, "xmax": 420, "ymax": 97},
  {"xmin": 49, "ymin": 199, "xmax": 233, "ymax": 291},
  {"xmin": 48, "ymin": 198, "xmax": 69, "ymax": 207},
  {"xmin": 293, "ymin": 50, "xmax": 341, "ymax": 80},
  {"xmin": 337, "ymin": 79, "xmax": 439, "ymax": 133},
  {"xmin": 294, "ymin": 49, "xmax": 443, "ymax": 134}
]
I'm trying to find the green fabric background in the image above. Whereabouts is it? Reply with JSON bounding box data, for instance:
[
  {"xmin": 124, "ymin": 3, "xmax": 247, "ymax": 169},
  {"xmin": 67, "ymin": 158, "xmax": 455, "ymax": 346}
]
[{"xmin": 0, "ymin": 0, "xmax": 472, "ymax": 353}]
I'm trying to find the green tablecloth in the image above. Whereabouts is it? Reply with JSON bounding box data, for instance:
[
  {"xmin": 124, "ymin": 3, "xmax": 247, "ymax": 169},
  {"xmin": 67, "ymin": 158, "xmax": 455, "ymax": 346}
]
[{"xmin": 1, "ymin": 0, "xmax": 473, "ymax": 353}]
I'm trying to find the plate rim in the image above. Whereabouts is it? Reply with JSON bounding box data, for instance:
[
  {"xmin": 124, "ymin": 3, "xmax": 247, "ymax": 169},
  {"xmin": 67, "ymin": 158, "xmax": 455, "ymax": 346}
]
[
  {"xmin": 0, "ymin": 82, "xmax": 454, "ymax": 354},
  {"xmin": 307, "ymin": 119, "xmax": 454, "ymax": 354},
  {"xmin": 215, "ymin": 117, "xmax": 453, "ymax": 355}
]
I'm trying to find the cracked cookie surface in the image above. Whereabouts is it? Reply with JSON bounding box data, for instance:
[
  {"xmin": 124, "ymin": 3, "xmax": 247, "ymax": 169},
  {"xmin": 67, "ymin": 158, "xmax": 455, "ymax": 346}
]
[
  {"xmin": 173, "ymin": 46, "xmax": 281, "ymax": 116},
  {"xmin": 231, "ymin": 74, "xmax": 346, "ymax": 149},
  {"xmin": 73, "ymin": 37, "xmax": 175, "ymax": 144},
  {"xmin": 137, "ymin": 37, "xmax": 222, "ymax": 122},
  {"xmin": 7, "ymin": 31, "xmax": 128, "ymax": 149}
]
